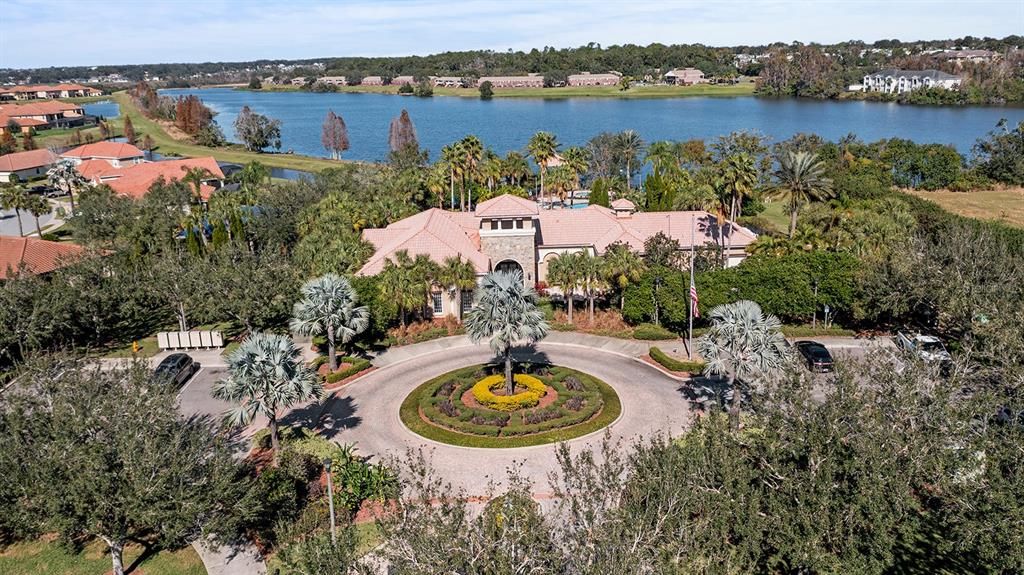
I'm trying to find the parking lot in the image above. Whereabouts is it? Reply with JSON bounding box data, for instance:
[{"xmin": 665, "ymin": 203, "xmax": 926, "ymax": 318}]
[{"xmin": 176, "ymin": 366, "xmax": 234, "ymax": 421}]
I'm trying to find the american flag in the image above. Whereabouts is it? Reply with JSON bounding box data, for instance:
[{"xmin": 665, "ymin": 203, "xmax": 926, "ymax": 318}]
[{"xmin": 690, "ymin": 281, "xmax": 700, "ymax": 319}]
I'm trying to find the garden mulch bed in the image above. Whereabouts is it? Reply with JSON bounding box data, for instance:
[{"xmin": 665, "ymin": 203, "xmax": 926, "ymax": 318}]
[{"xmin": 459, "ymin": 384, "xmax": 559, "ymax": 410}]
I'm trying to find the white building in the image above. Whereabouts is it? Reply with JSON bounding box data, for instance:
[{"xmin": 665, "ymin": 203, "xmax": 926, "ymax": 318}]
[{"xmin": 862, "ymin": 69, "xmax": 962, "ymax": 94}]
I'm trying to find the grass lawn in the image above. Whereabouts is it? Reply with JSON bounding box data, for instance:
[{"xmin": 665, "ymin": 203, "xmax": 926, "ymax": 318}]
[
  {"xmin": 33, "ymin": 125, "xmax": 116, "ymax": 150},
  {"xmin": 757, "ymin": 201, "xmax": 791, "ymax": 233},
  {"xmin": 100, "ymin": 334, "xmax": 161, "ymax": 359},
  {"xmin": 320, "ymin": 82, "xmax": 755, "ymax": 99},
  {"xmin": 906, "ymin": 187, "xmax": 1024, "ymax": 229},
  {"xmin": 0, "ymin": 537, "xmax": 205, "ymax": 575},
  {"xmin": 110, "ymin": 92, "xmax": 344, "ymax": 173}
]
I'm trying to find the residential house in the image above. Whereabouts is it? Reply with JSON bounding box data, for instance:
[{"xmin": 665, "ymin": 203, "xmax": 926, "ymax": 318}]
[
  {"xmin": 936, "ymin": 49, "xmax": 998, "ymax": 65},
  {"xmin": 0, "ymin": 235, "xmax": 85, "ymax": 280},
  {"xmin": 664, "ymin": 68, "xmax": 707, "ymax": 85},
  {"xmin": 357, "ymin": 194, "xmax": 756, "ymax": 318},
  {"xmin": 0, "ymin": 149, "xmax": 59, "ymax": 183},
  {"xmin": 392, "ymin": 75, "xmax": 416, "ymax": 86},
  {"xmin": 361, "ymin": 76, "xmax": 385, "ymax": 86},
  {"xmin": 61, "ymin": 142, "xmax": 145, "ymax": 168},
  {"xmin": 567, "ymin": 72, "xmax": 621, "ymax": 86},
  {"xmin": 432, "ymin": 76, "xmax": 463, "ymax": 87},
  {"xmin": 290, "ymin": 77, "xmax": 307, "ymax": 86},
  {"xmin": 316, "ymin": 76, "xmax": 347, "ymax": 86},
  {"xmin": 862, "ymin": 69, "xmax": 962, "ymax": 94},
  {"xmin": 81, "ymin": 157, "xmax": 226, "ymax": 201},
  {"xmin": 0, "ymin": 83, "xmax": 103, "ymax": 101},
  {"xmin": 0, "ymin": 101, "xmax": 86, "ymax": 133},
  {"xmin": 477, "ymin": 75, "xmax": 545, "ymax": 89}
]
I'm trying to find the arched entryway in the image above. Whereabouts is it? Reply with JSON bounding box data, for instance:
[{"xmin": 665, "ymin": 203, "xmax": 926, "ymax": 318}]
[{"xmin": 494, "ymin": 259, "xmax": 524, "ymax": 278}]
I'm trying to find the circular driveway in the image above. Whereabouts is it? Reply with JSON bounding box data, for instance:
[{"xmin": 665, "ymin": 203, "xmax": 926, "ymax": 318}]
[{"xmin": 313, "ymin": 341, "xmax": 695, "ymax": 496}]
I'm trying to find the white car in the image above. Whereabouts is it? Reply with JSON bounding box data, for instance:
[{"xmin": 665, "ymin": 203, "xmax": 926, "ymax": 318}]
[{"xmin": 895, "ymin": 332, "xmax": 952, "ymax": 364}]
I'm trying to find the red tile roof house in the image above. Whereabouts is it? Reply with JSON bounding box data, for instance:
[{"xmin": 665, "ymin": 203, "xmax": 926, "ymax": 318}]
[
  {"xmin": 80, "ymin": 157, "xmax": 226, "ymax": 201},
  {"xmin": 0, "ymin": 235, "xmax": 85, "ymax": 280},
  {"xmin": 357, "ymin": 194, "xmax": 757, "ymax": 319},
  {"xmin": 61, "ymin": 142, "xmax": 146, "ymax": 168},
  {"xmin": 361, "ymin": 76, "xmax": 385, "ymax": 86},
  {"xmin": 476, "ymin": 75, "xmax": 545, "ymax": 89},
  {"xmin": 567, "ymin": 72, "xmax": 621, "ymax": 86},
  {"xmin": 664, "ymin": 68, "xmax": 707, "ymax": 85},
  {"xmin": 0, "ymin": 83, "xmax": 102, "ymax": 101},
  {"xmin": 0, "ymin": 101, "xmax": 85, "ymax": 133},
  {"xmin": 391, "ymin": 76, "xmax": 416, "ymax": 86},
  {"xmin": 0, "ymin": 149, "xmax": 59, "ymax": 183}
]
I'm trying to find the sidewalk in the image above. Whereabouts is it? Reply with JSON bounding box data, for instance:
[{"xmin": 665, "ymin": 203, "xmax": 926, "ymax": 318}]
[{"xmin": 192, "ymin": 540, "xmax": 266, "ymax": 575}]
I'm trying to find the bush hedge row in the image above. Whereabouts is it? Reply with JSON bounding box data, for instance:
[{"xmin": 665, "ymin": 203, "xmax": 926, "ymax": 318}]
[
  {"xmin": 632, "ymin": 323, "xmax": 677, "ymax": 340},
  {"xmin": 324, "ymin": 357, "xmax": 372, "ymax": 384},
  {"xmin": 649, "ymin": 347, "xmax": 705, "ymax": 373}
]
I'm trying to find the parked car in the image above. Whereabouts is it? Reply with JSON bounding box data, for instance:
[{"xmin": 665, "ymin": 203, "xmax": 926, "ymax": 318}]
[
  {"xmin": 154, "ymin": 353, "xmax": 199, "ymax": 389},
  {"xmin": 794, "ymin": 340, "xmax": 835, "ymax": 373},
  {"xmin": 895, "ymin": 332, "xmax": 952, "ymax": 364}
]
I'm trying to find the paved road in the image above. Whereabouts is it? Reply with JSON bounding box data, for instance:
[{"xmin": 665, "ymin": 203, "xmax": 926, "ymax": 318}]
[
  {"xmin": 312, "ymin": 340, "xmax": 695, "ymax": 497},
  {"xmin": 177, "ymin": 366, "xmax": 235, "ymax": 421}
]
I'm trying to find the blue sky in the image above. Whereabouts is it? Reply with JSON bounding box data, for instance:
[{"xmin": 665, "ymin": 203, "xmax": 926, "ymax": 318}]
[{"xmin": 1, "ymin": 0, "xmax": 1022, "ymax": 69}]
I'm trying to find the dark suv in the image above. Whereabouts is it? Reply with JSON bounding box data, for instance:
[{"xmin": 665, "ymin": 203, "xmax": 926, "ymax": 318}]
[
  {"xmin": 795, "ymin": 341, "xmax": 835, "ymax": 373},
  {"xmin": 154, "ymin": 353, "xmax": 199, "ymax": 389}
]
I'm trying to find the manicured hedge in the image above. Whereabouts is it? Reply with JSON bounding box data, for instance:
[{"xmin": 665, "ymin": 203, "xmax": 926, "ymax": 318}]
[
  {"xmin": 649, "ymin": 346, "xmax": 705, "ymax": 374},
  {"xmin": 324, "ymin": 356, "xmax": 372, "ymax": 384},
  {"xmin": 632, "ymin": 323, "xmax": 677, "ymax": 340},
  {"xmin": 400, "ymin": 364, "xmax": 621, "ymax": 448},
  {"xmin": 471, "ymin": 374, "xmax": 547, "ymax": 411}
]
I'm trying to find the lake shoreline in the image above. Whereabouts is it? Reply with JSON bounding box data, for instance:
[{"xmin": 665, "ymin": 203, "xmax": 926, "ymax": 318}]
[{"xmin": 238, "ymin": 82, "xmax": 757, "ymax": 100}]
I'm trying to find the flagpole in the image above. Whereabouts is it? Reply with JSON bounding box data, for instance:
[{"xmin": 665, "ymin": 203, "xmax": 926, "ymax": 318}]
[{"xmin": 688, "ymin": 216, "xmax": 695, "ymax": 361}]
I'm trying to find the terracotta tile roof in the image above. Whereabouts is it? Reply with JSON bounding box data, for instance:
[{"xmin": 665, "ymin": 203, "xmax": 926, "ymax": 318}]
[
  {"xmin": 357, "ymin": 194, "xmax": 758, "ymax": 277},
  {"xmin": 62, "ymin": 142, "xmax": 145, "ymax": 161},
  {"xmin": 100, "ymin": 157, "xmax": 225, "ymax": 200},
  {"xmin": 76, "ymin": 158, "xmax": 122, "ymax": 180},
  {"xmin": 0, "ymin": 101, "xmax": 83, "ymax": 117},
  {"xmin": 358, "ymin": 209, "xmax": 489, "ymax": 276},
  {"xmin": 474, "ymin": 194, "xmax": 539, "ymax": 218},
  {"xmin": 610, "ymin": 198, "xmax": 635, "ymax": 210},
  {"xmin": 1, "ymin": 83, "xmax": 93, "ymax": 94},
  {"xmin": 0, "ymin": 235, "xmax": 85, "ymax": 279},
  {"xmin": 0, "ymin": 116, "xmax": 48, "ymax": 128},
  {"xmin": 0, "ymin": 149, "xmax": 58, "ymax": 173}
]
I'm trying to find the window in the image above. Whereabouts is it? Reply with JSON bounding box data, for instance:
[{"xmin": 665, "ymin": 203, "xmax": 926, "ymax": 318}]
[
  {"xmin": 461, "ymin": 290, "xmax": 474, "ymax": 314},
  {"xmin": 431, "ymin": 292, "xmax": 443, "ymax": 315}
]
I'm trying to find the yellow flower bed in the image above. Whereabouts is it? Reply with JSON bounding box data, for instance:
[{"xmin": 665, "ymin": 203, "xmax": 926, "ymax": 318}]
[{"xmin": 471, "ymin": 374, "xmax": 548, "ymax": 412}]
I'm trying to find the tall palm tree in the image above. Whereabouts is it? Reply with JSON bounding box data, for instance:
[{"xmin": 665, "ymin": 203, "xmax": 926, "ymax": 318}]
[
  {"xmin": 212, "ymin": 332, "xmax": 323, "ymax": 453},
  {"xmin": 769, "ymin": 151, "xmax": 834, "ymax": 238},
  {"xmin": 438, "ymin": 255, "xmax": 478, "ymax": 321},
  {"xmin": 646, "ymin": 140, "xmax": 677, "ymax": 172},
  {"xmin": 615, "ymin": 130, "xmax": 645, "ymax": 191},
  {"xmin": 180, "ymin": 166, "xmax": 213, "ymax": 204},
  {"xmin": 697, "ymin": 300, "xmax": 788, "ymax": 430},
  {"xmin": 460, "ymin": 135, "xmax": 484, "ymax": 211},
  {"xmin": 425, "ymin": 162, "xmax": 449, "ymax": 209},
  {"xmin": 577, "ymin": 250, "xmax": 605, "ymax": 322},
  {"xmin": 0, "ymin": 183, "xmax": 30, "ymax": 237},
  {"xmin": 464, "ymin": 270, "xmax": 549, "ymax": 395},
  {"xmin": 561, "ymin": 146, "xmax": 590, "ymax": 200},
  {"xmin": 719, "ymin": 153, "xmax": 758, "ymax": 223},
  {"xmin": 441, "ymin": 144, "xmax": 460, "ymax": 210},
  {"xmin": 26, "ymin": 194, "xmax": 50, "ymax": 237},
  {"xmin": 527, "ymin": 131, "xmax": 559, "ymax": 208},
  {"xmin": 546, "ymin": 251, "xmax": 581, "ymax": 324},
  {"xmin": 379, "ymin": 250, "xmax": 429, "ymax": 327},
  {"xmin": 602, "ymin": 242, "xmax": 645, "ymax": 310},
  {"xmin": 47, "ymin": 159, "xmax": 86, "ymax": 214},
  {"xmin": 502, "ymin": 151, "xmax": 530, "ymax": 187},
  {"xmin": 289, "ymin": 274, "xmax": 370, "ymax": 372},
  {"xmin": 480, "ymin": 150, "xmax": 502, "ymax": 196}
]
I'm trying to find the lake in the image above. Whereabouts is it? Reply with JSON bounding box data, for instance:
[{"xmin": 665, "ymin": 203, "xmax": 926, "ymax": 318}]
[
  {"xmin": 162, "ymin": 88, "xmax": 1024, "ymax": 162},
  {"xmin": 83, "ymin": 100, "xmax": 120, "ymax": 119}
]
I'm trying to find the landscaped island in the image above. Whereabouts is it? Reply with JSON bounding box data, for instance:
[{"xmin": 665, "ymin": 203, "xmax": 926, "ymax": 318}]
[{"xmin": 401, "ymin": 364, "xmax": 620, "ymax": 448}]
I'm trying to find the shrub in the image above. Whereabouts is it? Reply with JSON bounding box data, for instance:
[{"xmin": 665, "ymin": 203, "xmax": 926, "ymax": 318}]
[
  {"xmin": 523, "ymin": 408, "xmax": 563, "ymax": 425},
  {"xmin": 565, "ymin": 396, "xmax": 585, "ymax": 411},
  {"xmin": 438, "ymin": 399, "xmax": 460, "ymax": 418},
  {"xmin": 649, "ymin": 347, "xmax": 706, "ymax": 373},
  {"xmin": 563, "ymin": 376, "xmax": 585, "ymax": 392},
  {"xmin": 324, "ymin": 357, "xmax": 372, "ymax": 384},
  {"xmin": 436, "ymin": 381, "xmax": 457, "ymax": 398},
  {"xmin": 471, "ymin": 374, "xmax": 547, "ymax": 412},
  {"xmin": 633, "ymin": 323, "xmax": 676, "ymax": 340}
]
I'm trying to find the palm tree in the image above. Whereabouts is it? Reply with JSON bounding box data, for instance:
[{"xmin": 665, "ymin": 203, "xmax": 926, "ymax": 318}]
[
  {"xmin": 615, "ymin": 130, "xmax": 645, "ymax": 191},
  {"xmin": 180, "ymin": 166, "xmax": 213, "ymax": 204},
  {"xmin": 696, "ymin": 300, "xmax": 788, "ymax": 430},
  {"xmin": 460, "ymin": 135, "xmax": 484, "ymax": 210},
  {"xmin": 425, "ymin": 162, "xmax": 448, "ymax": 209},
  {"xmin": 290, "ymin": 274, "xmax": 370, "ymax": 372},
  {"xmin": 527, "ymin": 131, "xmax": 559, "ymax": 208},
  {"xmin": 26, "ymin": 194, "xmax": 50, "ymax": 237},
  {"xmin": 561, "ymin": 146, "xmax": 590, "ymax": 201},
  {"xmin": 47, "ymin": 159, "xmax": 86, "ymax": 214},
  {"xmin": 441, "ymin": 144, "xmax": 460, "ymax": 210},
  {"xmin": 212, "ymin": 332, "xmax": 323, "ymax": 453},
  {"xmin": 646, "ymin": 140, "xmax": 677, "ymax": 172},
  {"xmin": 577, "ymin": 251, "xmax": 605, "ymax": 322},
  {"xmin": 464, "ymin": 270, "xmax": 549, "ymax": 395},
  {"xmin": 602, "ymin": 242, "xmax": 645, "ymax": 310},
  {"xmin": 769, "ymin": 151, "xmax": 834, "ymax": 238},
  {"xmin": 546, "ymin": 251, "xmax": 581, "ymax": 324},
  {"xmin": 502, "ymin": 151, "xmax": 530, "ymax": 187},
  {"xmin": 719, "ymin": 153, "xmax": 758, "ymax": 223},
  {"xmin": 438, "ymin": 255, "xmax": 478, "ymax": 321},
  {"xmin": 0, "ymin": 183, "xmax": 29, "ymax": 237},
  {"xmin": 480, "ymin": 150, "xmax": 502, "ymax": 196},
  {"xmin": 378, "ymin": 250, "xmax": 428, "ymax": 327}
]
